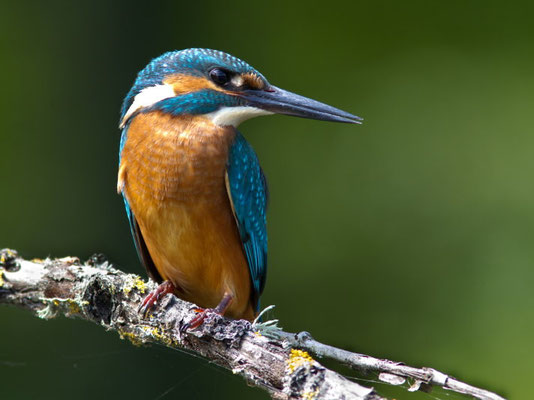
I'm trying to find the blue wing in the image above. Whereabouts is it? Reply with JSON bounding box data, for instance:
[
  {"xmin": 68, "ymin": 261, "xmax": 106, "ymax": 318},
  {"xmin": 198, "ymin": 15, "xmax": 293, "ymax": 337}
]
[
  {"xmin": 226, "ymin": 132, "xmax": 268, "ymax": 311},
  {"xmin": 119, "ymin": 126, "xmax": 162, "ymax": 283}
]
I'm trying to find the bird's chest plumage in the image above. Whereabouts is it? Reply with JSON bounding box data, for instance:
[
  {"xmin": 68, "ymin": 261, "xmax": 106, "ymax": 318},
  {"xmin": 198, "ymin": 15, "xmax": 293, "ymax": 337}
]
[
  {"xmin": 120, "ymin": 112, "xmax": 235, "ymax": 203},
  {"xmin": 119, "ymin": 111, "xmax": 253, "ymax": 319}
]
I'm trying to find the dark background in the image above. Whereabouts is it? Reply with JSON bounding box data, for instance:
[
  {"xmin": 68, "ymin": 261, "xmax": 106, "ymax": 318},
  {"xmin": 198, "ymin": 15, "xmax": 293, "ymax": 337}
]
[{"xmin": 1, "ymin": 1, "xmax": 532, "ymax": 399}]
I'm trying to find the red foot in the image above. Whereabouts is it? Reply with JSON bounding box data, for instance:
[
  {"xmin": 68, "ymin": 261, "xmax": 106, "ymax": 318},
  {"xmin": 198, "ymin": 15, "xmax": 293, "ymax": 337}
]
[
  {"xmin": 180, "ymin": 293, "xmax": 233, "ymax": 333},
  {"xmin": 183, "ymin": 308, "xmax": 211, "ymax": 331},
  {"xmin": 138, "ymin": 280, "xmax": 175, "ymax": 317}
]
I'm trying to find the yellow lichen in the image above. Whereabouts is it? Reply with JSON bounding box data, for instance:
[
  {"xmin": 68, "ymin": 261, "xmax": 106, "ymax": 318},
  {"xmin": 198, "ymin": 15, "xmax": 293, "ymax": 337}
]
[
  {"xmin": 37, "ymin": 297, "xmax": 88, "ymax": 319},
  {"xmin": 118, "ymin": 329, "xmax": 144, "ymax": 346},
  {"xmin": 66, "ymin": 299, "xmax": 88, "ymax": 315},
  {"xmin": 142, "ymin": 326, "xmax": 164, "ymax": 339},
  {"xmin": 141, "ymin": 326, "xmax": 173, "ymax": 346},
  {"xmin": 302, "ymin": 390, "xmax": 319, "ymax": 400},
  {"xmin": 121, "ymin": 324, "xmax": 174, "ymax": 347},
  {"xmin": 301, "ymin": 389, "xmax": 319, "ymax": 400},
  {"xmin": 0, "ymin": 249, "xmax": 16, "ymax": 265},
  {"xmin": 123, "ymin": 275, "xmax": 147, "ymax": 295},
  {"xmin": 287, "ymin": 349, "xmax": 315, "ymax": 374}
]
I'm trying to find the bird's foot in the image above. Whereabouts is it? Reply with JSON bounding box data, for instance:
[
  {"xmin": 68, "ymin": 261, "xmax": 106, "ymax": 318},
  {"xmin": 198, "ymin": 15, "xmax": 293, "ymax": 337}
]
[
  {"xmin": 180, "ymin": 293, "xmax": 233, "ymax": 333},
  {"xmin": 138, "ymin": 280, "xmax": 175, "ymax": 317},
  {"xmin": 180, "ymin": 307, "xmax": 212, "ymax": 333}
]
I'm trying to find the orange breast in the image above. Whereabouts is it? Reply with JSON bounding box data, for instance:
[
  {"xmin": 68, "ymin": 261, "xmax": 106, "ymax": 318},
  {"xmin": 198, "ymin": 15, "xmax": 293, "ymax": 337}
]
[{"xmin": 118, "ymin": 111, "xmax": 254, "ymax": 320}]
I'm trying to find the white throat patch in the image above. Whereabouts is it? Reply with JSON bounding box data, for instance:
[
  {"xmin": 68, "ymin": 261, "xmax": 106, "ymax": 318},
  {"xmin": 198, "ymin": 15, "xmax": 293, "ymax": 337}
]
[
  {"xmin": 120, "ymin": 84, "xmax": 176, "ymax": 128},
  {"xmin": 205, "ymin": 106, "xmax": 273, "ymax": 127}
]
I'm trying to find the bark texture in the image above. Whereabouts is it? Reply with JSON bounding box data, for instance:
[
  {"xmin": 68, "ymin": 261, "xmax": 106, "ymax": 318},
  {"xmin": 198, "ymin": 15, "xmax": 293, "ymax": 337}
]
[{"xmin": 0, "ymin": 249, "xmax": 505, "ymax": 400}]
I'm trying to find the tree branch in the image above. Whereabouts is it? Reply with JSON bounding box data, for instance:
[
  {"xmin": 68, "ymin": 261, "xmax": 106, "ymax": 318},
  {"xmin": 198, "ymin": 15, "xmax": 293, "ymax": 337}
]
[{"xmin": 0, "ymin": 249, "xmax": 505, "ymax": 400}]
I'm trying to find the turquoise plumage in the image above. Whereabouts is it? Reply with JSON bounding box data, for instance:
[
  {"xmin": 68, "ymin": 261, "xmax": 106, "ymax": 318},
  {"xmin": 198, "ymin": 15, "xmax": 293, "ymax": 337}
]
[
  {"xmin": 227, "ymin": 132, "xmax": 268, "ymax": 310},
  {"xmin": 117, "ymin": 48, "xmax": 360, "ymax": 328}
]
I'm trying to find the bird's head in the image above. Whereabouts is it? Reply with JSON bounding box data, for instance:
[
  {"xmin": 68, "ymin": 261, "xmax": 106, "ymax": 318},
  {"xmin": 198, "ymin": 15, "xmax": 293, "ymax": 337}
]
[{"xmin": 120, "ymin": 48, "xmax": 362, "ymax": 129}]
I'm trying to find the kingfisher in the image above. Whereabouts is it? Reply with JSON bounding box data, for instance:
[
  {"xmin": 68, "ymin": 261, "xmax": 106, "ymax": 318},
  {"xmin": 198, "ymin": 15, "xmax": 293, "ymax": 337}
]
[{"xmin": 118, "ymin": 48, "xmax": 361, "ymax": 329}]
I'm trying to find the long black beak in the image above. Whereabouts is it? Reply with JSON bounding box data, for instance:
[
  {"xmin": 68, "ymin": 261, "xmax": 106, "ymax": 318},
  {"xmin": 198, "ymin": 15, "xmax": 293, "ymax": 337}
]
[{"xmin": 240, "ymin": 85, "xmax": 362, "ymax": 124}]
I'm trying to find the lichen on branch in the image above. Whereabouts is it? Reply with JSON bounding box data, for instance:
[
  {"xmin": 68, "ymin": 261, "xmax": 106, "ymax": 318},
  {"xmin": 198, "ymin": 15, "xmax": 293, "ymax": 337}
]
[{"xmin": 0, "ymin": 249, "xmax": 505, "ymax": 400}]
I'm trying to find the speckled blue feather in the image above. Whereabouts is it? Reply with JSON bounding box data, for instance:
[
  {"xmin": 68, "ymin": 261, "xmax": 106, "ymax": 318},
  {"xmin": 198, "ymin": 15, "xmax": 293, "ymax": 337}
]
[
  {"xmin": 119, "ymin": 48, "xmax": 270, "ymax": 311},
  {"xmin": 227, "ymin": 132, "xmax": 268, "ymax": 310},
  {"xmin": 120, "ymin": 48, "xmax": 266, "ymax": 122}
]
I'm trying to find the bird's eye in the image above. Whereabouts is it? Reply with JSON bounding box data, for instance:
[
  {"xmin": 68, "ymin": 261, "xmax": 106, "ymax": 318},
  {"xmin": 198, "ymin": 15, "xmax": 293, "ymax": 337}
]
[{"xmin": 209, "ymin": 68, "xmax": 230, "ymax": 85}]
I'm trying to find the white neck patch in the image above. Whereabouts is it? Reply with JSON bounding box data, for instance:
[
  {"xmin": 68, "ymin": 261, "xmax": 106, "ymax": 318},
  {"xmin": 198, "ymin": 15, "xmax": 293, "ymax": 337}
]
[
  {"xmin": 205, "ymin": 106, "xmax": 273, "ymax": 127},
  {"xmin": 120, "ymin": 84, "xmax": 176, "ymax": 128}
]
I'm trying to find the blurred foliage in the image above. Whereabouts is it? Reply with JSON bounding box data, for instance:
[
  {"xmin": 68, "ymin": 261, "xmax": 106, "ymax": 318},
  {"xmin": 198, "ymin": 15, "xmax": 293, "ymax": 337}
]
[{"xmin": 1, "ymin": 0, "xmax": 533, "ymax": 399}]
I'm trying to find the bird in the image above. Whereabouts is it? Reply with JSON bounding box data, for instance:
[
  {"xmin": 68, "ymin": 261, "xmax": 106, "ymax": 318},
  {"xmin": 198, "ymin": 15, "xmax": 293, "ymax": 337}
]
[{"xmin": 117, "ymin": 48, "xmax": 361, "ymax": 329}]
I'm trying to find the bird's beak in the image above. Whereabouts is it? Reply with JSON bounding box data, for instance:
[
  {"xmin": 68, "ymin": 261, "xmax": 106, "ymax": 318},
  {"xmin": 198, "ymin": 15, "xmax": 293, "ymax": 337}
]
[{"xmin": 239, "ymin": 85, "xmax": 362, "ymax": 124}]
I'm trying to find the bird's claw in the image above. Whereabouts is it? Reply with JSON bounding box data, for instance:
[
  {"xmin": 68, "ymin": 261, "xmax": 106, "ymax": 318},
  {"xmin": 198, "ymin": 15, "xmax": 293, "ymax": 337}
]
[
  {"xmin": 179, "ymin": 307, "xmax": 214, "ymax": 333},
  {"xmin": 180, "ymin": 292, "xmax": 233, "ymax": 333},
  {"xmin": 138, "ymin": 294, "xmax": 155, "ymax": 316},
  {"xmin": 138, "ymin": 280, "xmax": 175, "ymax": 317}
]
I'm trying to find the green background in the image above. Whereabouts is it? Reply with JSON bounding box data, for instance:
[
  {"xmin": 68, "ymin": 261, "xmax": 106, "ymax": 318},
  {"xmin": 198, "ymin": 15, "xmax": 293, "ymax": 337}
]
[{"xmin": 1, "ymin": 1, "xmax": 532, "ymax": 399}]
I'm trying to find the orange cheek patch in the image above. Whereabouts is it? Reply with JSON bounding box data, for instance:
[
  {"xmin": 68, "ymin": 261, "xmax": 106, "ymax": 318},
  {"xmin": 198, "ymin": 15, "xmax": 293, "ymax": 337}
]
[{"xmin": 164, "ymin": 74, "xmax": 220, "ymax": 95}]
